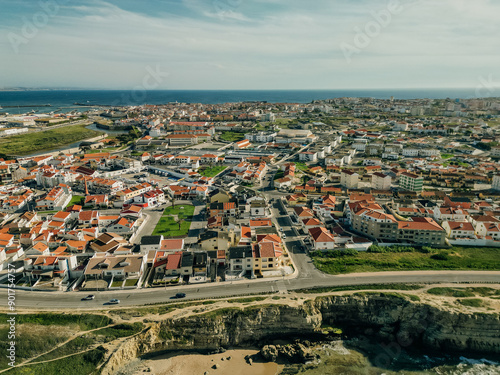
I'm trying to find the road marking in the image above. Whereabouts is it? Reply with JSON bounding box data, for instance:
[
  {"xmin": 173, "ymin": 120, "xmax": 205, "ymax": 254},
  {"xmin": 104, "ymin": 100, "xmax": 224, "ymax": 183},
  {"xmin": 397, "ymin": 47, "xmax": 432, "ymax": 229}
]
[{"xmin": 276, "ymin": 281, "xmax": 287, "ymax": 294}]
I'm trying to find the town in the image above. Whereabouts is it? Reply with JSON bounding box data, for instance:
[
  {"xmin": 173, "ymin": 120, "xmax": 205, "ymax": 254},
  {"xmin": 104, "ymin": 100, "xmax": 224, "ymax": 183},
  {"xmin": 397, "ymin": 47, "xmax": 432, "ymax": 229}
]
[{"xmin": 0, "ymin": 96, "xmax": 500, "ymax": 297}]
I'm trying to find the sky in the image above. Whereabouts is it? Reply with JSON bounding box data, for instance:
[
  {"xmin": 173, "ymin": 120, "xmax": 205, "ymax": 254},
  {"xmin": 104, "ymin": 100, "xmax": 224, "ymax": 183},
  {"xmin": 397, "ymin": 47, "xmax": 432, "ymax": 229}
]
[{"xmin": 1, "ymin": 0, "xmax": 500, "ymax": 90}]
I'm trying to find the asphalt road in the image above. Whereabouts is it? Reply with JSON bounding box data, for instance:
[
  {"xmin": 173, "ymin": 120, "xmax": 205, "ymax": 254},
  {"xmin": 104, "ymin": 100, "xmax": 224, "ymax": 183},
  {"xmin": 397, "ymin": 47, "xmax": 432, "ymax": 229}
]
[
  {"xmin": 2, "ymin": 160, "xmax": 500, "ymax": 310},
  {"xmin": 2, "ymin": 270, "xmax": 500, "ymax": 310},
  {"xmin": 3, "ymin": 195, "xmax": 500, "ymax": 310}
]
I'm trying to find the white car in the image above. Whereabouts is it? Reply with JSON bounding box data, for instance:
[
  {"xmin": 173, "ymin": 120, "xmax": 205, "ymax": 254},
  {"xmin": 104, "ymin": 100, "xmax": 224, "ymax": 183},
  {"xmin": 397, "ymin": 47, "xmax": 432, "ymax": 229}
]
[
  {"xmin": 109, "ymin": 299, "xmax": 120, "ymax": 304},
  {"xmin": 282, "ymin": 234, "xmax": 287, "ymax": 239}
]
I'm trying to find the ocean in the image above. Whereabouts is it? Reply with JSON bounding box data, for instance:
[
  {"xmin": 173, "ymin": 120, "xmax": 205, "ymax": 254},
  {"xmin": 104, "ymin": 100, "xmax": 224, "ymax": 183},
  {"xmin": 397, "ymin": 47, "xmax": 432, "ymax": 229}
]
[{"xmin": 0, "ymin": 88, "xmax": 491, "ymax": 115}]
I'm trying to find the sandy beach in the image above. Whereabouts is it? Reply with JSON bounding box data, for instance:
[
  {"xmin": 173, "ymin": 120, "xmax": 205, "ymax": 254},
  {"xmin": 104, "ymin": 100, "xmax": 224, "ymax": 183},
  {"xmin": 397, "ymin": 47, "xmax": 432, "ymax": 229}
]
[{"xmin": 140, "ymin": 349, "xmax": 283, "ymax": 375}]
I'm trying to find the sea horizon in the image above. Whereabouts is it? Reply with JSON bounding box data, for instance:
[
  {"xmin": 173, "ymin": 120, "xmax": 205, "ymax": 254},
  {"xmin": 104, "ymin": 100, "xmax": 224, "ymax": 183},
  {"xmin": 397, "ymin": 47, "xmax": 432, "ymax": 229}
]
[{"xmin": 1, "ymin": 88, "xmax": 498, "ymax": 115}]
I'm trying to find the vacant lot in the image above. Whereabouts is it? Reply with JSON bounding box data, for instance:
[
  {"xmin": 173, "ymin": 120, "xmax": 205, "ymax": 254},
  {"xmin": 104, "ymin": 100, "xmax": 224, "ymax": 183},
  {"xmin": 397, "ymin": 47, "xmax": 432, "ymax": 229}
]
[
  {"xmin": 312, "ymin": 246, "xmax": 500, "ymax": 275},
  {"xmin": 199, "ymin": 165, "xmax": 227, "ymax": 177},
  {"xmin": 152, "ymin": 205, "xmax": 195, "ymax": 238},
  {"xmin": 0, "ymin": 124, "xmax": 102, "ymax": 156},
  {"xmin": 220, "ymin": 131, "xmax": 245, "ymax": 142}
]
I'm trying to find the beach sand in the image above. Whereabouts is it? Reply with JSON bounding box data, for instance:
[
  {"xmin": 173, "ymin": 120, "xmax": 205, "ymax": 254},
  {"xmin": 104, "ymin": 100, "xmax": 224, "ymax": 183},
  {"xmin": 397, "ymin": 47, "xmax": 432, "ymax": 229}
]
[{"xmin": 142, "ymin": 349, "xmax": 283, "ymax": 375}]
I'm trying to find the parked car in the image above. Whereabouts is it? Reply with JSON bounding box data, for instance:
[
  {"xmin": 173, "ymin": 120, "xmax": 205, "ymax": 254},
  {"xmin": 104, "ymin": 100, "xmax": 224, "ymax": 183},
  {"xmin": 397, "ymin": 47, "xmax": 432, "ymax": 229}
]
[
  {"xmin": 175, "ymin": 293, "xmax": 186, "ymax": 298},
  {"xmin": 282, "ymin": 234, "xmax": 287, "ymax": 239},
  {"xmin": 109, "ymin": 299, "xmax": 120, "ymax": 304},
  {"xmin": 81, "ymin": 295, "xmax": 95, "ymax": 301}
]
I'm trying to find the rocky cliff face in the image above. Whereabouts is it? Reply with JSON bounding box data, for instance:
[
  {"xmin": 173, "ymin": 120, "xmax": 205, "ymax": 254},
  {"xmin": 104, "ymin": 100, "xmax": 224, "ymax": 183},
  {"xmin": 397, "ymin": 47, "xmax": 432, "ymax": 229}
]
[{"xmin": 101, "ymin": 295, "xmax": 500, "ymax": 375}]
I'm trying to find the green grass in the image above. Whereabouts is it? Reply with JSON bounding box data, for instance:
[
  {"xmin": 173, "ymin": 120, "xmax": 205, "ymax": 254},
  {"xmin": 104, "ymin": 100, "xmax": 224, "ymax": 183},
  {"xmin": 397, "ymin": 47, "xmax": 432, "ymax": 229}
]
[
  {"xmin": 162, "ymin": 205, "xmax": 195, "ymax": 217},
  {"xmin": 66, "ymin": 195, "xmax": 84, "ymax": 208},
  {"xmin": 198, "ymin": 307, "xmax": 242, "ymax": 319},
  {"xmin": 0, "ymin": 313, "xmax": 112, "ymax": 370},
  {"xmin": 311, "ymin": 246, "xmax": 500, "ymax": 275},
  {"xmin": 198, "ymin": 166, "xmax": 227, "ymax": 177},
  {"xmin": 111, "ymin": 280, "xmax": 123, "ymax": 287},
  {"xmin": 124, "ymin": 278, "xmax": 138, "ymax": 287},
  {"xmin": 4, "ymin": 313, "xmax": 112, "ymax": 331},
  {"xmin": 220, "ymin": 132, "xmax": 245, "ymax": 142},
  {"xmin": 441, "ymin": 153, "xmax": 454, "ymax": 159},
  {"xmin": 34, "ymin": 336, "xmax": 96, "ymax": 362},
  {"xmin": 152, "ymin": 216, "xmax": 191, "ymax": 237},
  {"xmin": 7, "ymin": 346, "xmax": 107, "ymax": 375},
  {"xmin": 152, "ymin": 204, "xmax": 195, "ymax": 237},
  {"xmin": 295, "ymin": 162, "xmax": 309, "ymax": 172},
  {"xmin": 92, "ymin": 322, "xmax": 144, "ymax": 341},
  {"xmin": 85, "ymin": 147, "xmax": 119, "ymax": 154},
  {"xmin": 0, "ymin": 124, "xmax": 103, "ymax": 156},
  {"xmin": 427, "ymin": 287, "xmax": 475, "ymax": 298},
  {"xmin": 227, "ymin": 297, "xmax": 267, "ymax": 303},
  {"xmin": 0, "ymin": 326, "xmax": 71, "ymax": 370},
  {"xmin": 295, "ymin": 284, "xmax": 424, "ymax": 294},
  {"xmin": 427, "ymin": 287, "xmax": 500, "ymax": 298},
  {"xmin": 458, "ymin": 298, "xmax": 485, "ymax": 308}
]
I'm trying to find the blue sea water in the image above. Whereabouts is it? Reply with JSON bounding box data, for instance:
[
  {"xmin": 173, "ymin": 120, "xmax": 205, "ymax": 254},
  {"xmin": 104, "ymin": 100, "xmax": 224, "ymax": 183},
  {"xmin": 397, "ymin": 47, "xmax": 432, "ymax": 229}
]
[{"xmin": 0, "ymin": 88, "xmax": 489, "ymax": 115}]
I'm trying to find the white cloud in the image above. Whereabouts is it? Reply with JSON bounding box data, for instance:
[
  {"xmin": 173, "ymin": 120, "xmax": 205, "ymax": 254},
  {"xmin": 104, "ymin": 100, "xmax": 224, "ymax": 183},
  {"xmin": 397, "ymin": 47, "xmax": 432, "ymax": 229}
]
[{"xmin": 1, "ymin": 0, "xmax": 499, "ymax": 89}]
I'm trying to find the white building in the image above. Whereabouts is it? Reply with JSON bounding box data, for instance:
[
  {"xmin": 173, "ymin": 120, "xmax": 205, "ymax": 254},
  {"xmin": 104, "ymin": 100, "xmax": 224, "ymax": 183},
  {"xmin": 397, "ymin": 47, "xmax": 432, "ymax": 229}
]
[
  {"xmin": 492, "ymin": 175, "xmax": 500, "ymax": 191},
  {"xmin": 299, "ymin": 152, "xmax": 318, "ymax": 162},
  {"xmin": 340, "ymin": 170, "xmax": 359, "ymax": 189},
  {"xmin": 402, "ymin": 148, "xmax": 419, "ymax": 157},
  {"xmin": 371, "ymin": 172, "xmax": 391, "ymax": 190}
]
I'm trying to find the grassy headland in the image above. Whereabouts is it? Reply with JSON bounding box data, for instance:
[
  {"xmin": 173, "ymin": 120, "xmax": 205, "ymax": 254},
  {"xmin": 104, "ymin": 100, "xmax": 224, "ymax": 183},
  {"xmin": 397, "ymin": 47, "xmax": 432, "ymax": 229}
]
[
  {"xmin": 0, "ymin": 124, "xmax": 102, "ymax": 156},
  {"xmin": 311, "ymin": 246, "xmax": 500, "ymax": 275}
]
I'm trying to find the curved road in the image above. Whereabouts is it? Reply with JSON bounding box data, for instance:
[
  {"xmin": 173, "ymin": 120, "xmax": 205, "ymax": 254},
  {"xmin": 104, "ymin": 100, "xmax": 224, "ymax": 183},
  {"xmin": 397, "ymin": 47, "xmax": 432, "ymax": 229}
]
[
  {"xmin": 2, "ymin": 161, "xmax": 499, "ymax": 311},
  {"xmin": 2, "ymin": 270, "xmax": 500, "ymax": 310}
]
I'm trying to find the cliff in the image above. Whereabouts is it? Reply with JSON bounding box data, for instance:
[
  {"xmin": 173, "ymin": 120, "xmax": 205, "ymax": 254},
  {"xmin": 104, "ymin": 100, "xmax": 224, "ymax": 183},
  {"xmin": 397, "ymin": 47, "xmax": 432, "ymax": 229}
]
[{"xmin": 100, "ymin": 294, "xmax": 500, "ymax": 375}]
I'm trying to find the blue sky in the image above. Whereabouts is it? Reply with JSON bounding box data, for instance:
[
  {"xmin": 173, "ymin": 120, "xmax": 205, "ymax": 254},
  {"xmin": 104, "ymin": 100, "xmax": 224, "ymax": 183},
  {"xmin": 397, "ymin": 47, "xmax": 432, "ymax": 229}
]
[{"xmin": 1, "ymin": 0, "xmax": 500, "ymax": 90}]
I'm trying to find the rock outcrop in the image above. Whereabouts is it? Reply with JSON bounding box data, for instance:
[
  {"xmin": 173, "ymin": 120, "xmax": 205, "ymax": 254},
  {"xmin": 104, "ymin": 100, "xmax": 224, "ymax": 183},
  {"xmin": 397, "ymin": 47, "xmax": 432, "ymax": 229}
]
[{"xmin": 101, "ymin": 294, "xmax": 500, "ymax": 375}]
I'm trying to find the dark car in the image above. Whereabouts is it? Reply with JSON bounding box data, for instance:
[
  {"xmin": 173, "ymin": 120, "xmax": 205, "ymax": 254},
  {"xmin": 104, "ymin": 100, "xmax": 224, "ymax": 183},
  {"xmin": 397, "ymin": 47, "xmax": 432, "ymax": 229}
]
[{"xmin": 175, "ymin": 293, "xmax": 186, "ymax": 298}]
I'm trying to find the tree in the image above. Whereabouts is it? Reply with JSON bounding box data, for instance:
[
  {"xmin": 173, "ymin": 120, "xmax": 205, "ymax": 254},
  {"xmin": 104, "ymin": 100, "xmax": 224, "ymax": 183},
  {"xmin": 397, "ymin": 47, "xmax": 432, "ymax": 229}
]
[
  {"xmin": 176, "ymin": 213, "xmax": 185, "ymax": 230},
  {"xmin": 176, "ymin": 218, "xmax": 184, "ymax": 230},
  {"xmin": 169, "ymin": 195, "xmax": 175, "ymax": 208}
]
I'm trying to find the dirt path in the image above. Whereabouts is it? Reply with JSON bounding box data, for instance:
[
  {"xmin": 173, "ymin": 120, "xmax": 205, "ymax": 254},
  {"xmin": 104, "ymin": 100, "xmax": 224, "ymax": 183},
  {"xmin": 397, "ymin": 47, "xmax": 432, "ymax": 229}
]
[{"xmin": 0, "ymin": 323, "xmax": 117, "ymax": 373}]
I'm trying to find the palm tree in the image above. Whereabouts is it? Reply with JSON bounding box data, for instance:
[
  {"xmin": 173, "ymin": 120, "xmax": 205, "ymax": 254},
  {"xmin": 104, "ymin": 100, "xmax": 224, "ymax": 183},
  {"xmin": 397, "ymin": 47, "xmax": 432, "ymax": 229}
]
[{"xmin": 169, "ymin": 195, "xmax": 175, "ymax": 208}]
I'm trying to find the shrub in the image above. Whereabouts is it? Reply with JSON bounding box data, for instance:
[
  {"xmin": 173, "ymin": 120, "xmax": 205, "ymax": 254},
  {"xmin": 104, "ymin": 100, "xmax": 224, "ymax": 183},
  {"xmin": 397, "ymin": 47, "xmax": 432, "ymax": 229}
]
[
  {"xmin": 368, "ymin": 245, "xmax": 417, "ymax": 253},
  {"xmin": 458, "ymin": 299, "xmax": 484, "ymax": 308},
  {"xmin": 431, "ymin": 252, "xmax": 450, "ymax": 261}
]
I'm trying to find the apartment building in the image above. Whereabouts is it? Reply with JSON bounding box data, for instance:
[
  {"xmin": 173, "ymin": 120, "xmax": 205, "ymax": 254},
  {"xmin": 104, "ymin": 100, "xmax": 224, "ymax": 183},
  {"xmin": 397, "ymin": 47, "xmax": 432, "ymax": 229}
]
[
  {"xmin": 400, "ymin": 172, "xmax": 424, "ymax": 192},
  {"xmin": 371, "ymin": 172, "xmax": 392, "ymax": 190},
  {"xmin": 340, "ymin": 170, "xmax": 359, "ymax": 189}
]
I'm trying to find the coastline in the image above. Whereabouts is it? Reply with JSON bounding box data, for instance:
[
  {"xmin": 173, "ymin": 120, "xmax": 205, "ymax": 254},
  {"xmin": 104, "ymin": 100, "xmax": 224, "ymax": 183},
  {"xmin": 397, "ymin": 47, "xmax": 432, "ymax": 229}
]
[{"xmin": 133, "ymin": 349, "xmax": 283, "ymax": 375}]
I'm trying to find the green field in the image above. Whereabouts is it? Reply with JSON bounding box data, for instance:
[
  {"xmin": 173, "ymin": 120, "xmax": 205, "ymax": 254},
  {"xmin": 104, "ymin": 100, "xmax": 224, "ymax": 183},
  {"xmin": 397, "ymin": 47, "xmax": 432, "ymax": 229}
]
[
  {"xmin": 0, "ymin": 313, "xmax": 111, "ymax": 370},
  {"xmin": 66, "ymin": 195, "xmax": 84, "ymax": 208},
  {"xmin": 199, "ymin": 165, "xmax": 227, "ymax": 177},
  {"xmin": 295, "ymin": 162, "xmax": 309, "ymax": 172},
  {"xmin": 0, "ymin": 124, "xmax": 103, "ymax": 156},
  {"xmin": 441, "ymin": 153, "xmax": 454, "ymax": 159},
  {"xmin": 311, "ymin": 246, "xmax": 500, "ymax": 275},
  {"xmin": 220, "ymin": 131, "xmax": 245, "ymax": 142},
  {"xmin": 152, "ymin": 205, "xmax": 195, "ymax": 238}
]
